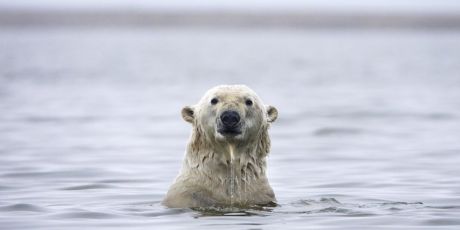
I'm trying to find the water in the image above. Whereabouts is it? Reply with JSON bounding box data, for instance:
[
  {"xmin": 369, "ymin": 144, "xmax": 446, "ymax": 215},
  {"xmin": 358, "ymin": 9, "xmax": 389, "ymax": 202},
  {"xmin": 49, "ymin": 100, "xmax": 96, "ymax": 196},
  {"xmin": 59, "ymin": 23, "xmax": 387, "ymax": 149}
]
[{"xmin": 1, "ymin": 28, "xmax": 460, "ymax": 229}]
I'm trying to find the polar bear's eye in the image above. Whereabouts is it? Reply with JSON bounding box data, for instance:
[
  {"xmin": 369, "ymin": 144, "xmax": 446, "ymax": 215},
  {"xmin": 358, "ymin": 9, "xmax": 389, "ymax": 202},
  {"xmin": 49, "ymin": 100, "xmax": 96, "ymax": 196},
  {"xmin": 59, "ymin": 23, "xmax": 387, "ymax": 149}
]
[
  {"xmin": 210, "ymin": 98, "xmax": 218, "ymax": 105},
  {"xmin": 245, "ymin": 99, "xmax": 253, "ymax": 106}
]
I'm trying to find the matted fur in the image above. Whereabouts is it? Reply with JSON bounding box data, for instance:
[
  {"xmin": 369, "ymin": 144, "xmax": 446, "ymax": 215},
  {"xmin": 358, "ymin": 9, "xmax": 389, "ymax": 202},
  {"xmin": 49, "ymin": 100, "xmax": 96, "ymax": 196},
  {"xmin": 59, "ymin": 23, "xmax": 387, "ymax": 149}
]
[{"xmin": 163, "ymin": 85, "xmax": 278, "ymax": 208}]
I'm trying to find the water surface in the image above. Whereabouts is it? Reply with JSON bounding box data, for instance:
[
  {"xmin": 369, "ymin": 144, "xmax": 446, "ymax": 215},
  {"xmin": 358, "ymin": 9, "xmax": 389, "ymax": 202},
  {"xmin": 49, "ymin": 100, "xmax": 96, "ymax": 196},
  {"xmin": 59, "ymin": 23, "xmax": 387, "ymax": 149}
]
[{"xmin": 1, "ymin": 28, "xmax": 460, "ymax": 229}]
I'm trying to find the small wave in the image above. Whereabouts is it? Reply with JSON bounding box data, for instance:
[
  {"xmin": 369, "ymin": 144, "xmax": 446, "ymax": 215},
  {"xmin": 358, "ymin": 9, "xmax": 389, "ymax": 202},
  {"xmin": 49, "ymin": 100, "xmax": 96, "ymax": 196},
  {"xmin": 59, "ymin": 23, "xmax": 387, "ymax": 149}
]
[
  {"xmin": 380, "ymin": 201, "xmax": 423, "ymax": 206},
  {"xmin": 0, "ymin": 203, "xmax": 46, "ymax": 212},
  {"xmin": 0, "ymin": 185, "xmax": 14, "ymax": 191},
  {"xmin": 294, "ymin": 197, "xmax": 341, "ymax": 206},
  {"xmin": 313, "ymin": 182, "xmax": 366, "ymax": 188},
  {"xmin": 122, "ymin": 201, "xmax": 191, "ymax": 217},
  {"xmin": 287, "ymin": 110, "xmax": 456, "ymax": 122},
  {"xmin": 53, "ymin": 211, "xmax": 117, "ymax": 219},
  {"xmin": 2, "ymin": 169, "xmax": 105, "ymax": 178},
  {"xmin": 21, "ymin": 115, "xmax": 100, "ymax": 124},
  {"xmin": 195, "ymin": 209, "xmax": 258, "ymax": 217},
  {"xmin": 129, "ymin": 208, "xmax": 189, "ymax": 217},
  {"xmin": 313, "ymin": 127, "xmax": 363, "ymax": 136},
  {"xmin": 192, "ymin": 204, "xmax": 276, "ymax": 217},
  {"xmin": 281, "ymin": 197, "xmax": 424, "ymax": 217},
  {"xmin": 154, "ymin": 197, "xmax": 427, "ymax": 218},
  {"xmin": 61, "ymin": 184, "xmax": 114, "ymax": 190},
  {"xmin": 426, "ymin": 205, "xmax": 460, "ymax": 210},
  {"xmin": 97, "ymin": 179, "xmax": 150, "ymax": 184},
  {"xmin": 424, "ymin": 218, "xmax": 460, "ymax": 226}
]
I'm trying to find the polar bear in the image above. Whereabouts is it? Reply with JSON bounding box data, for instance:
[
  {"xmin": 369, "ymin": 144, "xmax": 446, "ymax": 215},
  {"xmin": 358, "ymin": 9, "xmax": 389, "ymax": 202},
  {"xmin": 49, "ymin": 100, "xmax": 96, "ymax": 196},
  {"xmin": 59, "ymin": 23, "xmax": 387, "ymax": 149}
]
[{"xmin": 163, "ymin": 85, "xmax": 278, "ymax": 208}]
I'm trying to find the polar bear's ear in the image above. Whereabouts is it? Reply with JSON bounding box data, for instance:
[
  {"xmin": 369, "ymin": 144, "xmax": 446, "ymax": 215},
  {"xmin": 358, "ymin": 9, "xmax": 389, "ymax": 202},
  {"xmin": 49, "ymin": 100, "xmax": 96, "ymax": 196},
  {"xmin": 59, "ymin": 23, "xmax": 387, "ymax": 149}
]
[
  {"xmin": 266, "ymin": 105, "xmax": 278, "ymax": 123},
  {"xmin": 181, "ymin": 106, "xmax": 195, "ymax": 123}
]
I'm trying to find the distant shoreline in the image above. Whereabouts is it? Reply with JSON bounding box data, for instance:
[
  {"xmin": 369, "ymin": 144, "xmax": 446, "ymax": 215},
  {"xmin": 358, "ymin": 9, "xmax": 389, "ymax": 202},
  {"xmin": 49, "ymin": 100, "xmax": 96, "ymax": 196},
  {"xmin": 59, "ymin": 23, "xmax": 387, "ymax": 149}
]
[{"xmin": 1, "ymin": 9, "xmax": 460, "ymax": 29}]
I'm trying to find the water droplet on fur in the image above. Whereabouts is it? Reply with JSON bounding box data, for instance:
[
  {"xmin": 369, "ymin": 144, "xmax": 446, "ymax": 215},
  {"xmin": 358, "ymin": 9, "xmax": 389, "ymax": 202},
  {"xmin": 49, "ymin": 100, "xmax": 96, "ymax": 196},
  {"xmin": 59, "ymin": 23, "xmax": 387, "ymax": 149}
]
[{"xmin": 229, "ymin": 145, "xmax": 235, "ymax": 207}]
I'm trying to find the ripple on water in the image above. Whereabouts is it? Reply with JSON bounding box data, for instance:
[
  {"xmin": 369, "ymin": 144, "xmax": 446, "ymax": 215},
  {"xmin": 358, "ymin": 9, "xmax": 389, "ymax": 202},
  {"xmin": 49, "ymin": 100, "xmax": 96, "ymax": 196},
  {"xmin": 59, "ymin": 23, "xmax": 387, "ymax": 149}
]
[
  {"xmin": 52, "ymin": 210, "xmax": 118, "ymax": 219},
  {"xmin": 276, "ymin": 197, "xmax": 426, "ymax": 217},
  {"xmin": 60, "ymin": 184, "xmax": 114, "ymax": 190},
  {"xmin": 426, "ymin": 205, "xmax": 460, "ymax": 210},
  {"xmin": 0, "ymin": 204, "xmax": 47, "ymax": 212},
  {"xmin": 0, "ymin": 185, "xmax": 14, "ymax": 191},
  {"xmin": 193, "ymin": 208, "xmax": 267, "ymax": 217},
  {"xmin": 2, "ymin": 169, "xmax": 107, "ymax": 179},
  {"xmin": 142, "ymin": 197, "xmax": 429, "ymax": 219},
  {"xmin": 97, "ymin": 179, "xmax": 152, "ymax": 184},
  {"xmin": 313, "ymin": 127, "xmax": 364, "ymax": 136},
  {"xmin": 424, "ymin": 218, "xmax": 460, "ymax": 226},
  {"xmin": 129, "ymin": 208, "xmax": 191, "ymax": 217},
  {"xmin": 119, "ymin": 201, "xmax": 193, "ymax": 218}
]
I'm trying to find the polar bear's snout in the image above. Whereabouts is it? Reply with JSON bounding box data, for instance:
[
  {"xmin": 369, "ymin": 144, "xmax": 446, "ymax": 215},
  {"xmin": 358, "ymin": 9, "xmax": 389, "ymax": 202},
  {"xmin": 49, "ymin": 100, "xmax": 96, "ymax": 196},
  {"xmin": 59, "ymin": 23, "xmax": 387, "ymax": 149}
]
[
  {"xmin": 221, "ymin": 111, "xmax": 240, "ymax": 127},
  {"xmin": 218, "ymin": 110, "xmax": 242, "ymax": 136}
]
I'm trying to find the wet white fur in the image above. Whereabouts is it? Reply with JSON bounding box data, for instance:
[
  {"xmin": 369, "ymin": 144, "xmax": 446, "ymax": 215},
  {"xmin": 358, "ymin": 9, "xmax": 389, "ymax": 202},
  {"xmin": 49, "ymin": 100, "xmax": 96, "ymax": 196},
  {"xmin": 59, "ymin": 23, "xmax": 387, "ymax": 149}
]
[{"xmin": 163, "ymin": 85, "xmax": 278, "ymax": 208}]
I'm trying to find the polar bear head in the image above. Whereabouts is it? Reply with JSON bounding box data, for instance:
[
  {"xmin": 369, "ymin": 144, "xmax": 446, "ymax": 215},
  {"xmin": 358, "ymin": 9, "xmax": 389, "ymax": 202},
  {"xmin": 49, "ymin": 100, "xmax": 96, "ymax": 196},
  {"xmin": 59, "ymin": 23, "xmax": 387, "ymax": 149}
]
[{"xmin": 181, "ymin": 85, "xmax": 277, "ymax": 154}]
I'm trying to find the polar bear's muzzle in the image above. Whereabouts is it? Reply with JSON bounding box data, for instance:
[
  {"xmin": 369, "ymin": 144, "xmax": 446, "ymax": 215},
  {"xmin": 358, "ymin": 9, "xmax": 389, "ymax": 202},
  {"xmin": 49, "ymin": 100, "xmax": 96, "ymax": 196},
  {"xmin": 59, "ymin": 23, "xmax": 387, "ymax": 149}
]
[{"xmin": 217, "ymin": 110, "xmax": 242, "ymax": 136}]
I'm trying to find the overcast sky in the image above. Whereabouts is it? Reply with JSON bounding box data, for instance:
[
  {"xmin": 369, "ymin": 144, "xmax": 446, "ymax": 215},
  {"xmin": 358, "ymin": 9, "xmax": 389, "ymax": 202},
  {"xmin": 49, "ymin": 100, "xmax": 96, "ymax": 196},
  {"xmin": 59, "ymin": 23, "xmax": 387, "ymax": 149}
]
[{"xmin": 1, "ymin": 0, "xmax": 460, "ymax": 13}]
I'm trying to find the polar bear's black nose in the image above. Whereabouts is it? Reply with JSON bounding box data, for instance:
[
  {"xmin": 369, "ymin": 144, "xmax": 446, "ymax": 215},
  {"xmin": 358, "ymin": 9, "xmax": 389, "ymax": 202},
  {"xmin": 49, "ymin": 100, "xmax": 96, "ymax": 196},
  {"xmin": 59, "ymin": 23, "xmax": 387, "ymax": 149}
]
[{"xmin": 220, "ymin": 111, "xmax": 240, "ymax": 128}]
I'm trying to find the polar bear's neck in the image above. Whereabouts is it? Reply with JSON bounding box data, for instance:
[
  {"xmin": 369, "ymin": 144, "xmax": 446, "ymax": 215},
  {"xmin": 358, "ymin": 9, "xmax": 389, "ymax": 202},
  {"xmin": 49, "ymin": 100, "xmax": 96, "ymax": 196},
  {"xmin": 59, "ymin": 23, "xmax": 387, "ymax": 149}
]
[
  {"xmin": 179, "ymin": 134, "xmax": 274, "ymax": 206},
  {"xmin": 183, "ymin": 141, "xmax": 268, "ymax": 182}
]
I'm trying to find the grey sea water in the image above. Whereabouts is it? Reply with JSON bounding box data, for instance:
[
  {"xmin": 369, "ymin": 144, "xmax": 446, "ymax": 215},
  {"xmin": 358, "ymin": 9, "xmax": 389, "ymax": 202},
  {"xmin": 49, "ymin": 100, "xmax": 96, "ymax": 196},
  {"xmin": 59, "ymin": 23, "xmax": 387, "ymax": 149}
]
[{"xmin": 1, "ymin": 28, "xmax": 460, "ymax": 229}]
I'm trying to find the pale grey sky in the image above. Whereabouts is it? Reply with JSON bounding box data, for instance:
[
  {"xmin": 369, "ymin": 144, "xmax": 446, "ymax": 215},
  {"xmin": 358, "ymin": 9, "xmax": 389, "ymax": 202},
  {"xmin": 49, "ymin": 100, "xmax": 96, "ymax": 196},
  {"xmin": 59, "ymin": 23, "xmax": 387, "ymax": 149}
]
[{"xmin": 1, "ymin": 0, "xmax": 460, "ymax": 13}]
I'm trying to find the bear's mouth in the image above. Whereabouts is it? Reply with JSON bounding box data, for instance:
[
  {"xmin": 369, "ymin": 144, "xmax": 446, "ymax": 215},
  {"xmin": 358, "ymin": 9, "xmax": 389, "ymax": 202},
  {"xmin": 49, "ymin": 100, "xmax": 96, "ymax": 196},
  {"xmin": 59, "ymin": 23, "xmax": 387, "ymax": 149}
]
[{"xmin": 217, "ymin": 127, "xmax": 242, "ymax": 136}]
